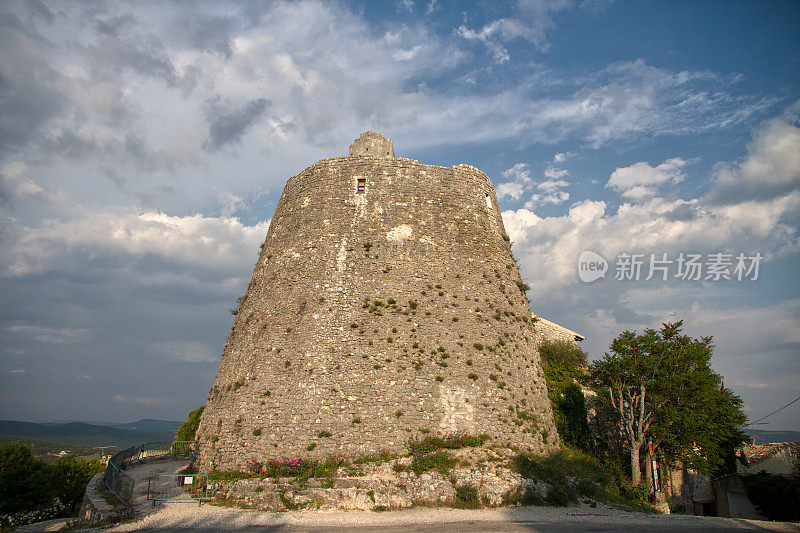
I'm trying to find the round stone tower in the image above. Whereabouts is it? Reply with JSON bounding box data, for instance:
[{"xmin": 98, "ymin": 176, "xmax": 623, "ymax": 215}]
[{"xmin": 195, "ymin": 133, "xmax": 558, "ymax": 470}]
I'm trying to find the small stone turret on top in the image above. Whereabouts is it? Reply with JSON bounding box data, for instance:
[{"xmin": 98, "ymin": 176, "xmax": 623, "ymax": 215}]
[{"xmin": 349, "ymin": 131, "xmax": 395, "ymax": 158}]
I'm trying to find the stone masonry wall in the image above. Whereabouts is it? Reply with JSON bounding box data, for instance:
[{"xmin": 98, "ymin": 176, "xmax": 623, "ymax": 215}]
[{"xmin": 196, "ymin": 139, "xmax": 559, "ymax": 471}]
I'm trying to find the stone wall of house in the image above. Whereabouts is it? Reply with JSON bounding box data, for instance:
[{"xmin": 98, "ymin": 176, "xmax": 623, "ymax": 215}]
[{"xmin": 195, "ymin": 133, "xmax": 558, "ymax": 471}]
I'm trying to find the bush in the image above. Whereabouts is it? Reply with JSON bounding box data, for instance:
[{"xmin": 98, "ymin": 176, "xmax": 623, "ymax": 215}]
[
  {"xmin": 0, "ymin": 442, "xmax": 52, "ymax": 514},
  {"xmin": 47, "ymin": 455, "xmax": 104, "ymax": 511},
  {"xmin": 0, "ymin": 442, "xmax": 103, "ymax": 517},
  {"xmin": 512, "ymin": 447, "xmax": 654, "ymax": 508},
  {"xmin": 175, "ymin": 405, "xmax": 205, "ymax": 442},
  {"xmin": 743, "ymin": 472, "xmax": 800, "ymax": 521},
  {"xmin": 455, "ymin": 483, "xmax": 479, "ymax": 507},
  {"xmin": 538, "ymin": 340, "xmax": 588, "ymax": 371},
  {"xmin": 411, "ymin": 451, "xmax": 457, "ymax": 475}
]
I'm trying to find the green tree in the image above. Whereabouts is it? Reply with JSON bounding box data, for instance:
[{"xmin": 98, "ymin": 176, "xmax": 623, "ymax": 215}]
[
  {"xmin": 175, "ymin": 405, "xmax": 205, "ymax": 442},
  {"xmin": 539, "ymin": 339, "xmax": 592, "ymax": 450},
  {"xmin": 591, "ymin": 321, "xmax": 746, "ymax": 485},
  {"xmin": 47, "ymin": 455, "xmax": 104, "ymax": 511},
  {"xmin": 0, "ymin": 441, "xmax": 52, "ymax": 514}
]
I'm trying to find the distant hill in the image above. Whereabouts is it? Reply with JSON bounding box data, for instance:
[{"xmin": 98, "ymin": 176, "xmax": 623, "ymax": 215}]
[
  {"xmin": 0, "ymin": 420, "xmax": 175, "ymax": 450},
  {"xmin": 108, "ymin": 419, "xmax": 182, "ymax": 433},
  {"xmin": 746, "ymin": 430, "xmax": 800, "ymax": 444}
]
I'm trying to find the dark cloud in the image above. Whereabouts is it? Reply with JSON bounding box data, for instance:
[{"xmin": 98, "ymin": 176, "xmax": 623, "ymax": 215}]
[
  {"xmin": 203, "ymin": 97, "xmax": 270, "ymax": 152},
  {"xmin": 0, "ymin": 13, "xmax": 63, "ymax": 154},
  {"xmin": 177, "ymin": 13, "xmax": 238, "ymax": 58},
  {"xmin": 78, "ymin": 33, "xmax": 180, "ymax": 87},
  {"xmin": 94, "ymin": 13, "xmax": 136, "ymax": 36},
  {"xmin": 25, "ymin": 0, "xmax": 55, "ymax": 24}
]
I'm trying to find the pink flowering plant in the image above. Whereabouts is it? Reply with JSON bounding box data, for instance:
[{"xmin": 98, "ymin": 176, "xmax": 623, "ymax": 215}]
[{"xmin": 244, "ymin": 456, "xmax": 344, "ymax": 480}]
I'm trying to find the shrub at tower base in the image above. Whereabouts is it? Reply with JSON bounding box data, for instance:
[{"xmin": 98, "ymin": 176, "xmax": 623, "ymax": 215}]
[{"xmin": 195, "ymin": 132, "xmax": 559, "ymax": 472}]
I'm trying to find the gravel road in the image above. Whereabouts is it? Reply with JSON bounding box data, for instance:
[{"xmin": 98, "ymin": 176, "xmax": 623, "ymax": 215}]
[{"xmin": 90, "ymin": 503, "xmax": 799, "ymax": 532}]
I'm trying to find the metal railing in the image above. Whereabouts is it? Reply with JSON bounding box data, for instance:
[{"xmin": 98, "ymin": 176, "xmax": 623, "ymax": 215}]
[
  {"xmin": 104, "ymin": 441, "xmax": 197, "ymax": 507},
  {"xmin": 146, "ymin": 474, "xmax": 210, "ymax": 506}
]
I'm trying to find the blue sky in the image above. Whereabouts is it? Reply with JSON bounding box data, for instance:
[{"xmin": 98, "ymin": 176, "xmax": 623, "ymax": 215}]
[{"xmin": 1, "ymin": 0, "xmax": 798, "ymax": 431}]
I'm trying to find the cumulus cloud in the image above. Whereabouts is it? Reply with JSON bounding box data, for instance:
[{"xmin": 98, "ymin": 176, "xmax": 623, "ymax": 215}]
[
  {"xmin": 503, "ymin": 114, "xmax": 800, "ymax": 303},
  {"xmin": 711, "ymin": 112, "xmax": 800, "ymax": 203},
  {"xmin": 497, "ymin": 160, "xmax": 571, "ymax": 206},
  {"xmin": 504, "ymin": 192, "xmax": 799, "ymax": 291},
  {"xmin": 497, "ymin": 163, "xmax": 533, "ymax": 200},
  {"xmin": 0, "ymin": 210, "xmax": 268, "ymax": 278},
  {"xmin": 607, "ymin": 157, "xmax": 688, "ymax": 201}
]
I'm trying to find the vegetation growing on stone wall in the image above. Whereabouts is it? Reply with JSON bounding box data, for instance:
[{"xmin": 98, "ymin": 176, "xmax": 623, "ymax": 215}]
[
  {"xmin": 538, "ymin": 340, "xmax": 591, "ymax": 451},
  {"xmin": 455, "ymin": 483, "xmax": 479, "ymax": 508},
  {"xmin": 175, "ymin": 405, "xmax": 205, "ymax": 442}
]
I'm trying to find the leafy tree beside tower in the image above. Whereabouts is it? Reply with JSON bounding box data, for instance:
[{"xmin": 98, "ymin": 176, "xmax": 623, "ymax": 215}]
[{"xmin": 591, "ymin": 321, "xmax": 746, "ymax": 485}]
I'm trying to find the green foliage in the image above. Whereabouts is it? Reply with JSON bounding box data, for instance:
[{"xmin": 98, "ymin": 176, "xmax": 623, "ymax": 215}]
[
  {"xmin": 538, "ymin": 339, "xmax": 591, "ymax": 450},
  {"xmin": 47, "ymin": 455, "xmax": 104, "ymax": 511},
  {"xmin": 553, "ymin": 383, "xmax": 591, "ymax": 450},
  {"xmin": 411, "ymin": 451, "xmax": 457, "ymax": 475},
  {"xmin": 742, "ymin": 472, "xmax": 800, "ymax": 521},
  {"xmin": 407, "ymin": 433, "xmax": 489, "ymax": 455},
  {"xmin": 591, "ymin": 321, "xmax": 747, "ymax": 478},
  {"xmin": 455, "ymin": 483, "xmax": 479, "ymax": 507},
  {"xmin": 0, "ymin": 441, "xmax": 103, "ymax": 516},
  {"xmin": 175, "ymin": 405, "xmax": 205, "ymax": 442},
  {"xmin": 512, "ymin": 447, "xmax": 652, "ymax": 508},
  {"xmin": 539, "ymin": 339, "xmax": 588, "ymax": 378},
  {"xmin": 0, "ymin": 441, "xmax": 52, "ymax": 514}
]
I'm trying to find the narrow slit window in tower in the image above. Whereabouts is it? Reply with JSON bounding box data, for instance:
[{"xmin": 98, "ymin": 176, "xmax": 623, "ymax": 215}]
[
  {"xmin": 485, "ymin": 193, "xmax": 492, "ymax": 209},
  {"xmin": 357, "ymin": 178, "xmax": 366, "ymax": 194}
]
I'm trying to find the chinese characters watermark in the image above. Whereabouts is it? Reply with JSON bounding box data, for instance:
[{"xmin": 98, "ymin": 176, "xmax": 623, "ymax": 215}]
[{"xmin": 578, "ymin": 251, "xmax": 762, "ymax": 283}]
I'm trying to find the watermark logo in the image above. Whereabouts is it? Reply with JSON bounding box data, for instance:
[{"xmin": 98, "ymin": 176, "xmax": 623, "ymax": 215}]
[
  {"xmin": 578, "ymin": 251, "xmax": 608, "ymax": 283},
  {"xmin": 578, "ymin": 251, "xmax": 763, "ymax": 283}
]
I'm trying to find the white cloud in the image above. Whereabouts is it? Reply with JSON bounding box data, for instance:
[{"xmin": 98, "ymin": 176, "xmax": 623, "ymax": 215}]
[
  {"xmin": 218, "ymin": 191, "xmax": 244, "ymax": 217},
  {"xmin": 497, "ymin": 163, "xmax": 533, "ymax": 200},
  {"xmin": 498, "ymin": 161, "xmax": 571, "ymax": 205},
  {"xmin": 503, "ymin": 189, "xmax": 799, "ymax": 291},
  {"xmin": 4, "ymin": 325, "xmax": 90, "ymax": 344},
  {"xmin": 713, "ymin": 113, "xmax": 800, "ymax": 201},
  {"xmin": 393, "ymin": 45, "xmax": 424, "ymax": 61},
  {"xmin": 112, "ymin": 394, "xmax": 169, "ymax": 406},
  {"xmin": 156, "ymin": 340, "xmax": 218, "ymax": 363},
  {"xmin": 607, "ymin": 157, "xmax": 687, "ymax": 201},
  {"xmin": 456, "ymin": 0, "xmax": 572, "ymax": 61},
  {"xmin": 497, "ymin": 181, "xmax": 525, "ymax": 200},
  {"xmin": 1, "ymin": 210, "xmax": 268, "ymax": 278}
]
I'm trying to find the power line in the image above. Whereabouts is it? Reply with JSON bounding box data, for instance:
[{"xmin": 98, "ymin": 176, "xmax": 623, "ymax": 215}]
[{"xmin": 743, "ymin": 395, "xmax": 800, "ymax": 427}]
